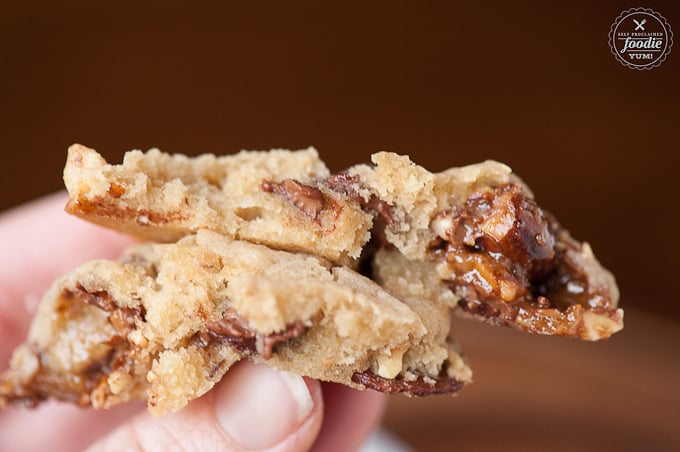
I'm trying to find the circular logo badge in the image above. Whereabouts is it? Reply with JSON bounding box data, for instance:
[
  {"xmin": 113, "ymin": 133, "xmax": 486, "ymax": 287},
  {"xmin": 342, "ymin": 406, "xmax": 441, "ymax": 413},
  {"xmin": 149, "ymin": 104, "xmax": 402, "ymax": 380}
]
[{"xmin": 609, "ymin": 8, "xmax": 673, "ymax": 70}]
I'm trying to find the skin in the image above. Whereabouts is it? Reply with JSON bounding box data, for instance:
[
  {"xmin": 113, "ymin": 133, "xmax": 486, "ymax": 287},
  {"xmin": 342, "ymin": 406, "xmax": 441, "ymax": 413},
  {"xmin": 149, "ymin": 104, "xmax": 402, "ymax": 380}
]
[{"xmin": 0, "ymin": 193, "xmax": 386, "ymax": 452}]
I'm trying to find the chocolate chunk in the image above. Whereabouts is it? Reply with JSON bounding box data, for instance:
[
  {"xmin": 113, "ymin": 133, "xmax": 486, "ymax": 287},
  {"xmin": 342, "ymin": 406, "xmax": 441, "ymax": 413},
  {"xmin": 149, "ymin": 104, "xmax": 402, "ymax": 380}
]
[
  {"xmin": 69, "ymin": 287, "xmax": 308, "ymax": 361},
  {"xmin": 70, "ymin": 284, "xmax": 116, "ymax": 311},
  {"xmin": 206, "ymin": 310, "xmax": 307, "ymax": 359},
  {"xmin": 326, "ymin": 173, "xmax": 398, "ymax": 229},
  {"xmin": 69, "ymin": 285, "xmax": 143, "ymax": 334},
  {"xmin": 260, "ymin": 321, "xmax": 307, "ymax": 359},
  {"xmin": 205, "ymin": 310, "xmax": 258, "ymax": 354},
  {"xmin": 351, "ymin": 369, "xmax": 464, "ymax": 396},
  {"xmin": 206, "ymin": 309, "xmax": 256, "ymax": 338},
  {"xmin": 262, "ymin": 179, "xmax": 325, "ymax": 219}
]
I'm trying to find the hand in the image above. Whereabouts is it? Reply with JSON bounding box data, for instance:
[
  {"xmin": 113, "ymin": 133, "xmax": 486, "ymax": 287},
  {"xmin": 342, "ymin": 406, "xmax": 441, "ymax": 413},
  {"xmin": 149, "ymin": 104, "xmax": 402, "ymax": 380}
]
[{"xmin": 0, "ymin": 193, "xmax": 386, "ymax": 451}]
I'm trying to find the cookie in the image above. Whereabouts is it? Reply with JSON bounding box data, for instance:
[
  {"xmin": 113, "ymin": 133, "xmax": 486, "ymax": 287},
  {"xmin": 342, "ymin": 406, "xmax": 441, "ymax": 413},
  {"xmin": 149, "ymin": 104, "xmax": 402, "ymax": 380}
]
[
  {"xmin": 2, "ymin": 145, "xmax": 622, "ymax": 417},
  {"xmin": 64, "ymin": 144, "xmax": 373, "ymax": 262},
  {"xmin": 64, "ymin": 146, "xmax": 622, "ymax": 339},
  {"xmin": 349, "ymin": 153, "xmax": 623, "ymax": 340},
  {"xmin": 0, "ymin": 230, "xmax": 471, "ymax": 415}
]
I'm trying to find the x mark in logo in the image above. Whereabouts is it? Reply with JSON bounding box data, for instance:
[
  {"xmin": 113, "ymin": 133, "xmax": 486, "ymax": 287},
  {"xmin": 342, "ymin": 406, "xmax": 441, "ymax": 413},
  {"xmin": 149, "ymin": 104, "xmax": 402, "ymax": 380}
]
[{"xmin": 633, "ymin": 18, "xmax": 646, "ymax": 30}]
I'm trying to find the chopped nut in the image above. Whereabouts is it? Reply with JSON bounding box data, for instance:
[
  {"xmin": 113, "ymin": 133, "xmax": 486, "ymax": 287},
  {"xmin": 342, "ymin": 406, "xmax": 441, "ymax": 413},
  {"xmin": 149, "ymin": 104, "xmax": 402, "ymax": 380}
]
[{"xmin": 376, "ymin": 347, "xmax": 407, "ymax": 379}]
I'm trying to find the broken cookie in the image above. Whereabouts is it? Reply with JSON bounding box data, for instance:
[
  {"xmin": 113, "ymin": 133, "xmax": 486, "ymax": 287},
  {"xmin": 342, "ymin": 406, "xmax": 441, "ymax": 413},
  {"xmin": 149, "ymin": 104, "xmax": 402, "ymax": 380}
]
[
  {"xmin": 348, "ymin": 153, "xmax": 622, "ymax": 340},
  {"xmin": 1, "ymin": 144, "xmax": 622, "ymax": 416},
  {"xmin": 64, "ymin": 144, "xmax": 373, "ymax": 262},
  {"xmin": 64, "ymin": 146, "xmax": 622, "ymax": 338},
  {"xmin": 0, "ymin": 230, "xmax": 470, "ymax": 415}
]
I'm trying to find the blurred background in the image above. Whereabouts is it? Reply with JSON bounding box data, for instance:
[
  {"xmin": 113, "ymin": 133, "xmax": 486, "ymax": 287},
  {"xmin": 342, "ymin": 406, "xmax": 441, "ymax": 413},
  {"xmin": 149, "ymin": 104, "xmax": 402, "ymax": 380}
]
[{"xmin": 1, "ymin": 1, "xmax": 678, "ymax": 450}]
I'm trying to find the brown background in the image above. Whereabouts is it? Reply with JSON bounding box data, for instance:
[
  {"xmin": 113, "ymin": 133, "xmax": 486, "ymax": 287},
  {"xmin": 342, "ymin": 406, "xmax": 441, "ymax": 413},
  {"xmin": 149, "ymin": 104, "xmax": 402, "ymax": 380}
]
[{"xmin": 1, "ymin": 1, "xmax": 678, "ymax": 450}]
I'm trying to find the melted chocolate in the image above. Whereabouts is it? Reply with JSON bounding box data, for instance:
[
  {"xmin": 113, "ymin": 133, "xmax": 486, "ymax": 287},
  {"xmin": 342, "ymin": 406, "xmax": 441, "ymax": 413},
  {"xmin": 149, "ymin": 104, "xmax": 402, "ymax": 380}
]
[
  {"xmin": 70, "ymin": 285, "xmax": 143, "ymax": 335},
  {"xmin": 352, "ymin": 369, "xmax": 464, "ymax": 396},
  {"xmin": 3, "ymin": 288, "xmax": 135, "ymax": 409},
  {"xmin": 71, "ymin": 285, "xmax": 306, "ymax": 361},
  {"xmin": 70, "ymin": 285, "xmax": 116, "ymax": 311},
  {"xmin": 325, "ymin": 173, "xmax": 398, "ymax": 229},
  {"xmin": 262, "ymin": 179, "xmax": 325, "ymax": 219},
  {"xmin": 206, "ymin": 310, "xmax": 307, "ymax": 359}
]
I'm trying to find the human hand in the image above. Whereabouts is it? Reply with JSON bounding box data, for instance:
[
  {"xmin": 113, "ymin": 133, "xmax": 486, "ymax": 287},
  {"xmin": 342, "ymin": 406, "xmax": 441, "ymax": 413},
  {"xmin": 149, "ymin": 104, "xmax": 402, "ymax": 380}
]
[{"xmin": 0, "ymin": 193, "xmax": 386, "ymax": 451}]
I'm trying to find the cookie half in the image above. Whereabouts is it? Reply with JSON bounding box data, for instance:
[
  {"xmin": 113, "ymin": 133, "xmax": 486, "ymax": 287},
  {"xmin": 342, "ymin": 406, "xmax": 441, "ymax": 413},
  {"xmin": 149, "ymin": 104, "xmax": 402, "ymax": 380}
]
[
  {"xmin": 349, "ymin": 153, "xmax": 622, "ymax": 340},
  {"xmin": 64, "ymin": 144, "xmax": 373, "ymax": 262},
  {"xmin": 0, "ymin": 230, "xmax": 471, "ymax": 415}
]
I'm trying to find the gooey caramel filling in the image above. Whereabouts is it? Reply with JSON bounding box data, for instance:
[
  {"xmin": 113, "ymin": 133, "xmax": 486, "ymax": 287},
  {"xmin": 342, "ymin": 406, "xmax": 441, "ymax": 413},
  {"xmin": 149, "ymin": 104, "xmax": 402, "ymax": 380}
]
[{"xmin": 429, "ymin": 183, "xmax": 614, "ymax": 326}]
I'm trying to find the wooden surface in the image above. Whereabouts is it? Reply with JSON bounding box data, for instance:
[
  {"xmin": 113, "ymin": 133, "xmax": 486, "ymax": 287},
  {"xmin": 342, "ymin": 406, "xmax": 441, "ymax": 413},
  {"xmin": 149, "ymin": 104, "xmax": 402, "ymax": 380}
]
[{"xmin": 383, "ymin": 308, "xmax": 680, "ymax": 451}]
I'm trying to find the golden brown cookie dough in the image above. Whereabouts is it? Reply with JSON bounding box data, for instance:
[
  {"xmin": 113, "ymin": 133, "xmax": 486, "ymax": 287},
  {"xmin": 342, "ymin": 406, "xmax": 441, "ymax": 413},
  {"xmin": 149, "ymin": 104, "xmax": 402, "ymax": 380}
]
[
  {"xmin": 64, "ymin": 144, "xmax": 372, "ymax": 262},
  {"xmin": 63, "ymin": 145, "xmax": 622, "ymax": 340},
  {"xmin": 0, "ymin": 231, "xmax": 470, "ymax": 415}
]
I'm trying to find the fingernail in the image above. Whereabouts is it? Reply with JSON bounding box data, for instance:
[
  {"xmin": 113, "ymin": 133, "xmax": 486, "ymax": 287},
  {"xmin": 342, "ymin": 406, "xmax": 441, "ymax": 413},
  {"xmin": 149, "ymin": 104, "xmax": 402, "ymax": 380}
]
[{"xmin": 215, "ymin": 362, "xmax": 313, "ymax": 450}]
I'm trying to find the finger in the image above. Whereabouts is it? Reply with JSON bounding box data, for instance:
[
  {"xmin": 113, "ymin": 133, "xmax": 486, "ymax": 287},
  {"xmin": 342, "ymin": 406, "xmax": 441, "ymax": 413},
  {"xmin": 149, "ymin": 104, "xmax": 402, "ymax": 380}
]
[
  {"xmin": 88, "ymin": 362, "xmax": 324, "ymax": 452},
  {"xmin": 0, "ymin": 192, "xmax": 133, "ymax": 362},
  {"xmin": 311, "ymin": 384, "xmax": 386, "ymax": 452},
  {"xmin": 0, "ymin": 401, "xmax": 144, "ymax": 452}
]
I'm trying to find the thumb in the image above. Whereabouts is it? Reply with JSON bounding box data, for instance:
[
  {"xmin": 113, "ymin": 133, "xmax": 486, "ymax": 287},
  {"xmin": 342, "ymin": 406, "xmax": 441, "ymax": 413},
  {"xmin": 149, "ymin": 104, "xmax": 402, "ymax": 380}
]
[{"xmin": 88, "ymin": 362, "xmax": 323, "ymax": 451}]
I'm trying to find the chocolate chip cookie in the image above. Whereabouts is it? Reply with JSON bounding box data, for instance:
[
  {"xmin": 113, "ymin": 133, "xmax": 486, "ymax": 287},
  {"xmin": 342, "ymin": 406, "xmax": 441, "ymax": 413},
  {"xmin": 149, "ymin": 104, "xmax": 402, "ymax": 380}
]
[{"xmin": 1, "ymin": 144, "xmax": 622, "ymax": 416}]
